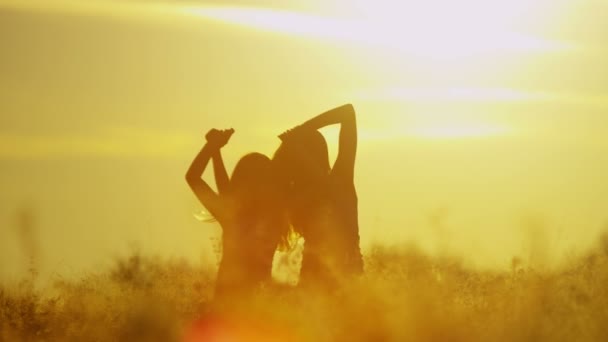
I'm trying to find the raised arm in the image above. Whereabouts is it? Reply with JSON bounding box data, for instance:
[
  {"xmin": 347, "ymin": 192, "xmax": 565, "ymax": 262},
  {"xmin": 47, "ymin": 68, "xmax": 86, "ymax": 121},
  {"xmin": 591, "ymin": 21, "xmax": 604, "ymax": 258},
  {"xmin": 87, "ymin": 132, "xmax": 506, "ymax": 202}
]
[
  {"xmin": 211, "ymin": 149, "xmax": 230, "ymax": 195},
  {"xmin": 185, "ymin": 129, "xmax": 234, "ymax": 219},
  {"xmin": 300, "ymin": 104, "xmax": 357, "ymax": 182}
]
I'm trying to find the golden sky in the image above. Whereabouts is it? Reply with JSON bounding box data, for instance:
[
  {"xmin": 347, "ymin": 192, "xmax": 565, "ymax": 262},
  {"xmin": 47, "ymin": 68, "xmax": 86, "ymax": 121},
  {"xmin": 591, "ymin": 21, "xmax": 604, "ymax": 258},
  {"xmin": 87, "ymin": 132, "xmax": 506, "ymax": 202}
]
[{"xmin": 1, "ymin": 0, "xmax": 607, "ymax": 284}]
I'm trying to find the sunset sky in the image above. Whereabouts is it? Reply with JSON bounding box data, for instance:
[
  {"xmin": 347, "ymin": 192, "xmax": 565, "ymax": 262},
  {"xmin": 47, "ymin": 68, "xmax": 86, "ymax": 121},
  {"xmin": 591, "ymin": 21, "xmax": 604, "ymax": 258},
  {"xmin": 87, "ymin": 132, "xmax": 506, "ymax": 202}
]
[{"xmin": 1, "ymin": 0, "xmax": 607, "ymax": 285}]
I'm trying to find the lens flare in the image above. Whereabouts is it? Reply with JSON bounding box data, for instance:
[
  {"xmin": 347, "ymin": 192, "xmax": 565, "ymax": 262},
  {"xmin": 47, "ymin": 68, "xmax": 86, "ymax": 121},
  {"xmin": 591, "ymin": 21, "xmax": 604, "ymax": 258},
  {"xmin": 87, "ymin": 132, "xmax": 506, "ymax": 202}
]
[{"xmin": 184, "ymin": 313, "xmax": 297, "ymax": 342}]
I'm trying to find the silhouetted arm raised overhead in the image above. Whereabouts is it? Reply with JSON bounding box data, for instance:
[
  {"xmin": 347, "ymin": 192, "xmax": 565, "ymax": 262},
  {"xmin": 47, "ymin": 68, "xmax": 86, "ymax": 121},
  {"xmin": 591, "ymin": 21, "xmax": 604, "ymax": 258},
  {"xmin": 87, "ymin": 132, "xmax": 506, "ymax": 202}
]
[
  {"xmin": 185, "ymin": 129, "xmax": 234, "ymax": 220},
  {"xmin": 212, "ymin": 148, "xmax": 230, "ymax": 195},
  {"xmin": 301, "ymin": 104, "xmax": 357, "ymax": 183}
]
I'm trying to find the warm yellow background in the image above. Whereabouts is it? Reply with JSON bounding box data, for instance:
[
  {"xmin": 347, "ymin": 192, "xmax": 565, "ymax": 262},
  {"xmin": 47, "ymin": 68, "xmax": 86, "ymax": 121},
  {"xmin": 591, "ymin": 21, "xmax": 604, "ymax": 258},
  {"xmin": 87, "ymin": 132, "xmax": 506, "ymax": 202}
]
[{"xmin": 1, "ymin": 0, "xmax": 607, "ymax": 285}]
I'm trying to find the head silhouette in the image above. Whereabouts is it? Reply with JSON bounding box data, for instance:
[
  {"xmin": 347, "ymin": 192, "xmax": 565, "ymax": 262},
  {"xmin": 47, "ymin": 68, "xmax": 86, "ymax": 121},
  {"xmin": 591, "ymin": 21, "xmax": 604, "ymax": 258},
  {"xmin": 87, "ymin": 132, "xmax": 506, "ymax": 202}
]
[
  {"xmin": 227, "ymin": 153, "xmax": 290, "ymax": 261},
  {"xmin": 228, "ymin": 153, "xmax": 284, "ymax": 221},
  {"xmin": 230, "ymin": 153, "xmax": 271, "ymax": 198},
  {"xmin": 273, "ymin": 129, "xmax": 330, "ymax": 188}
]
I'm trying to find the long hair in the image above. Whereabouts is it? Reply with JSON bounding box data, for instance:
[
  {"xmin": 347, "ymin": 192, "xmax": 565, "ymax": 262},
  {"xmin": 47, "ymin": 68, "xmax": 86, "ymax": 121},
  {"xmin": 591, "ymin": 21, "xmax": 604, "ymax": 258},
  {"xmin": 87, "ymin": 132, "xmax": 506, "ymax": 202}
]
[
  {"xmin": 227, "ymin": 153, "xmax": 292, "ymax": 250},
  {"xmin": 273, "ymin": 129, "xmax": 331, "ymax": 182},
  {"xmin": 228, "ymin": 153, "xmax": 272, "ymax": 199},
  {"xmin": 273, "ymin": 130, "xmax": 332, "ymax": 239}
]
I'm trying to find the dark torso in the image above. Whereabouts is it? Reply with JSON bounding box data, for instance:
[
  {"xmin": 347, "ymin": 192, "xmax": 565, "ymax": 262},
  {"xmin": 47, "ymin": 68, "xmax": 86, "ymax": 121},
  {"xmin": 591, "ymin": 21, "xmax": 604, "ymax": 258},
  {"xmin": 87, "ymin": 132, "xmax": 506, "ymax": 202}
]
[
  {"xmin": 297, "ymin": 175, "xmax": 363, "ymax": 287},
  {"xmin": 214, "ymin": 217, "xmax": 279, "ymax": 298}
]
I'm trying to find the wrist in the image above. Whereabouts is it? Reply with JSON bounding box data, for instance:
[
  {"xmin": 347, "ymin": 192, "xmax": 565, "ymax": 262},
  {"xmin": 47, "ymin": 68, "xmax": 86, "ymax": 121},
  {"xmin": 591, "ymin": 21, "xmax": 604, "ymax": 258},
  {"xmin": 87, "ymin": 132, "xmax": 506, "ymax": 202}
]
[{"xmin": 204, "ymin": 142, "xmax": 221, "ymax": 151}]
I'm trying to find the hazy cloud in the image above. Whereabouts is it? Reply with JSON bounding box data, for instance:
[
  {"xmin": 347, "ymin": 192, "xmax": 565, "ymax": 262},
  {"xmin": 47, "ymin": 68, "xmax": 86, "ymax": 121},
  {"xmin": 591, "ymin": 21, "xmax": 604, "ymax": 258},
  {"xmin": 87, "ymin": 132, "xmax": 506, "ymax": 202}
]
[
  {"xmin": 352, "ymin": 87, "xmax": 608, "ymax": 108},
  {"xmin": 0, "ymin": 126, "xmax": 196, "ymax": 160}
]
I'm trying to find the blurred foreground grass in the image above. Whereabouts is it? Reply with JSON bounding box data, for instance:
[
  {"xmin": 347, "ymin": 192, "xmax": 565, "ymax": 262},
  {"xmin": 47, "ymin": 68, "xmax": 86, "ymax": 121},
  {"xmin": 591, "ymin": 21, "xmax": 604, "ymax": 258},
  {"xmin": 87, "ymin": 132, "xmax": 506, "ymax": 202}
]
[{"xmin": 2, "ymin": 236, "xmax": 608, "ymax": 342}]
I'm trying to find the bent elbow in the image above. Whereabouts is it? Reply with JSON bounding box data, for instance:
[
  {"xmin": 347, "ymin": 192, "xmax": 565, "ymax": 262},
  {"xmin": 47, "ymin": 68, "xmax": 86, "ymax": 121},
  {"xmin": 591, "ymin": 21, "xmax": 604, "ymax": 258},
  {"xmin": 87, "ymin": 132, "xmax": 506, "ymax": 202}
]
[
  {"xmin": 341, "ymin": 103, "xmax": 356, "ymax": 124},
  {"xmin": 340, "ymin": 103, "xmax": 355, "ymax": 114},
  {"xmin": 341, "ymin": 103, "xmax": 355, "ymax": 117},
  {"xmin": 185, "ymin": 172, "xmax": 196, "ymax": 186}
]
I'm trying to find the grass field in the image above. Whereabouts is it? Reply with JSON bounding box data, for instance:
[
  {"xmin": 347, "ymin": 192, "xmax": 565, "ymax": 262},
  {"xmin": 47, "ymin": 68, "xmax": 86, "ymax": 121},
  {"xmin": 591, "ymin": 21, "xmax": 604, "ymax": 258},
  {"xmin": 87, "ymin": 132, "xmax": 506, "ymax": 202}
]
[{"xmin": 2, "ymin": 235, "xmax": 608, "ymax": 342}]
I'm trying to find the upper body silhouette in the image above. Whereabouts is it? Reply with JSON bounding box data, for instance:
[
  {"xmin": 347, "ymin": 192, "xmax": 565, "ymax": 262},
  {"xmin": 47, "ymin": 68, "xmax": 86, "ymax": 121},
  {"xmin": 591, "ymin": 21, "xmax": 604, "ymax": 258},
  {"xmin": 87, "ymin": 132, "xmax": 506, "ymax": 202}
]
[
  {"xmin": 186, "ymin": 129, "xmax": 289, "ymax": 299},
  {"xmin": 273, "ymin": 104, "xmax": 363, "ymax": 289}
]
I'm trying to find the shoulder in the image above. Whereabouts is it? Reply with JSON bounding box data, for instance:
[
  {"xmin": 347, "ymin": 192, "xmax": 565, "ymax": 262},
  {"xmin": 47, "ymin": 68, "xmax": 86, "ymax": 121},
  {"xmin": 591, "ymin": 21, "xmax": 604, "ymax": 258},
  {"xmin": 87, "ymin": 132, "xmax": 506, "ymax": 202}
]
[
  {"xmin": 329, "ymin": 168, "xmax": 355, "ymax": 187},
  {"xmin": 214, "ymin": 195, "xmax": 238, "ymax": 225},
  {"xmin": 328, "ymin": 173, "xmax": 357, "ymax": 200}
]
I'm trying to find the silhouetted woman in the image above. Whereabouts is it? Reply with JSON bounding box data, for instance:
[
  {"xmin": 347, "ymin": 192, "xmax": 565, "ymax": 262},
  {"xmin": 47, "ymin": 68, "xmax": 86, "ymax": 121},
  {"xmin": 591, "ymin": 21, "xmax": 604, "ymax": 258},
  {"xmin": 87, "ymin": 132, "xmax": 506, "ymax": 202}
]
[
  {"xmin": 186, "ymin": 128, "xmax": 289, "ymax": 299},
  {"xmin": 273, "ymin": 104, "xmax": 363, "ymax": 289}
]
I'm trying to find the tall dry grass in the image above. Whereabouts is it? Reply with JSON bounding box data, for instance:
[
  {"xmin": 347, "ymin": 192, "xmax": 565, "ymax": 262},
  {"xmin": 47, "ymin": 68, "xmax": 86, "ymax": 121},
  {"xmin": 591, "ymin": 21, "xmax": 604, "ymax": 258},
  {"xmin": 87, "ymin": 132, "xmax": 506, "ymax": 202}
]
[{"xmin": 2, "ymin": 235, "xmax": 608, "ymax": 341}]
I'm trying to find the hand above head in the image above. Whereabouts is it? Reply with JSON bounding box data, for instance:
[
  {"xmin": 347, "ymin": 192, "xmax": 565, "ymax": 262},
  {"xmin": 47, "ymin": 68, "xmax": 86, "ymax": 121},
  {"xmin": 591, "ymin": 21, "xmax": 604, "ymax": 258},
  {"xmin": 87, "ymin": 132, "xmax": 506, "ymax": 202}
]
[
  {"xmin": 278, "ymin": 125, "xmax": 308, "ymax": 141},
  {"xmin": 206, "ymin": 128, "xmax": 235, "ymax": 149}
]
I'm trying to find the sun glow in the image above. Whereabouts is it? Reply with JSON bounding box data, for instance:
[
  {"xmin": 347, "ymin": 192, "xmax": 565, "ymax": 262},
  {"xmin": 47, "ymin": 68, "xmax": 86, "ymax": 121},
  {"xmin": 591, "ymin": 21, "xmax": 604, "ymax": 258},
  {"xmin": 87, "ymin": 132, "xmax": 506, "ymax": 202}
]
[
  {"xmin": 0, "ymin": 0, "xmax": 573, "ymax": 145},
  {"xmin": 183, "ymin": 1, "xmax": 571, "ymax": 60},
  {"xmin": 354, "ymin": 87, "xmax": 551, "ymax": 103},
  {"xmin": 181, "ymin": 1, "xmax": 571, "ymax": 140},
  {"xmin": 409, "ymin": 123, "xmax": 511, "ymax": 139},
  {"xmin": 1, "ymin": 1, "xmax": 571, "ymax": 61}
]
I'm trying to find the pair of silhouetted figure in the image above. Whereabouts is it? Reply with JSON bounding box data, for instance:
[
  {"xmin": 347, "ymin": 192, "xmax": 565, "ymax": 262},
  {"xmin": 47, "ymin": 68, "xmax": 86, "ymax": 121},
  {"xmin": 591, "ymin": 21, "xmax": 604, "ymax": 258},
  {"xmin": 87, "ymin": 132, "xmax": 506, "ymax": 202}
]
[{"xmin": 186, "ymin": 104, "xmax": 362, "ymax": 299}]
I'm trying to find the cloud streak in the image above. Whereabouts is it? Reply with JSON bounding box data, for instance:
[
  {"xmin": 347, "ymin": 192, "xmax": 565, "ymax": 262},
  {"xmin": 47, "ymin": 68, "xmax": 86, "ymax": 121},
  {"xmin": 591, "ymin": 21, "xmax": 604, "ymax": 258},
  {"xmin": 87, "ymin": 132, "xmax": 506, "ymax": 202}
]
[
  {"xmin": 0, "ymin": 126, "xmax": 195, "ymax": 160},
  {"xmin": 182, "ymin": 5, "xmax": 573, "ymax": 58},
  {"xmin": 0, "ymin": 0, "xmax": 575, "ymax": 59},
  {"xmin": 351, "ymin": 87, "xmax": 608, "ymax": 108}
]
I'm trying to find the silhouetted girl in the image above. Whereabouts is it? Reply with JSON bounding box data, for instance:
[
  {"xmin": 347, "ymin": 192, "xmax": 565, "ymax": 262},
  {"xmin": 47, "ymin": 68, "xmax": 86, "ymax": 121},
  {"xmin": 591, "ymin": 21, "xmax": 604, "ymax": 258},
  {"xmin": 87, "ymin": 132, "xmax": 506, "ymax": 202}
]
[
  {"xmin": 186, "ymin": 128, "xmax": 289, "ymax": 299},
  {"xmin": 273, "ymin": 104, "xmax": 363, "ymax": 289}
]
